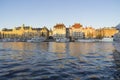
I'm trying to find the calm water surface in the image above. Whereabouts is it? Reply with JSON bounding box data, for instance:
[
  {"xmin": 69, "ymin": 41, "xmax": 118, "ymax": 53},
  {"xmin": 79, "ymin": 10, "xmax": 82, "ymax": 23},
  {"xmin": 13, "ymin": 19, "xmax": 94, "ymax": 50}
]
[{"xmin": 0, "ymin": 42, "xmax": 120, "ymax": 80}]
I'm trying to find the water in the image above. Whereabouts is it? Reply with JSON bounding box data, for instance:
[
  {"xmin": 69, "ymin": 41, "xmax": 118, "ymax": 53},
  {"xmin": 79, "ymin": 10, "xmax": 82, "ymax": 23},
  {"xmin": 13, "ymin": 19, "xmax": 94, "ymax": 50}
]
[{"xmin": 0, "ymin": 42, "xmax": 119, "ymax": 80}]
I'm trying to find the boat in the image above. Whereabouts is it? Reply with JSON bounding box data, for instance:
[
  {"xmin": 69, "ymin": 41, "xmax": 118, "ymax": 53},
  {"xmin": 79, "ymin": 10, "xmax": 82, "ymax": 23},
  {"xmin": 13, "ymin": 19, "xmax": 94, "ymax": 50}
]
[
  {"xmin": 56, "ymin": 38, "xmax": 69, "ymax": 42},
  {"xmin": 27, "ymin": 36, "xmax": 46, "ymax": 42},
  {"xmin": 113, "ymin": 23, "xmax": 120, "ymax": 52},
  {"xmin": 2, "ymin": 38, "xmax": 13, "ymax": 42},
  {"xmin": 100, "ymin": 37, "xmax": 113, "ymax": 42},
  {"xmin": 75, "ymin": 39, "xmax": 97, "ymax": 42}
]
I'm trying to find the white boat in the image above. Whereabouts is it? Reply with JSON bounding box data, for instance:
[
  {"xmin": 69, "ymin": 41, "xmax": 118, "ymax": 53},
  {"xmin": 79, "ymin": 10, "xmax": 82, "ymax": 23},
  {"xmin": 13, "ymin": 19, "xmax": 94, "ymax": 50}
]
[
  {"xmin": 27, "ymin": 36, "xmax": 46, "ymax": 42},
  {"xmin": 113, "ymin": 23, "xmax": 120, "ymax": 52},
  {"xmin": 100, "ymin": 37, "xmax": 113, "ymax": 42},
  {"xmin": 2, "ymin": 38, "xmax": 13, "ymax": 42},
  {"xmin": 75, "ymin": 39, "xmax": 98, "ymax": 42},
  {"xmin": 56, "ymin": 38, "xmax": 69, "ymax": 42}
]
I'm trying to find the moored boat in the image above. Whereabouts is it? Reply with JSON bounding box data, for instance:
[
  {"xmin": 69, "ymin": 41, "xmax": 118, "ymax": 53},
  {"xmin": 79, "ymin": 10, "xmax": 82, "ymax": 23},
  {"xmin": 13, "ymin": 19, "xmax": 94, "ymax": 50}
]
[
  {"xmin": 2, "ymin": 38, "xmax": 13, "ymax": 42},
  {"xmin": 55, "ymin": 38, "xmax": 69, "ymax": 42},
  {"xmin": 27, "ymin": 36, "xmax": 46, "ymax": 42},
  {"xmin": 100, "ymin": 37, "xmax": 113, "ymax": 42},
  {"xmin": 75, "ymin": 39, "xmax": 97, "ymax": 42}
]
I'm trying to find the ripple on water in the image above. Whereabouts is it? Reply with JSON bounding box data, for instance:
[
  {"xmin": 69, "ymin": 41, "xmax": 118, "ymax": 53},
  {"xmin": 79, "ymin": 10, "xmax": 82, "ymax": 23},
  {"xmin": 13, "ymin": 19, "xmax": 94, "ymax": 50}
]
[{"xmin": 0, "ymin": 42, "xmax": 117, "ymax": 80}]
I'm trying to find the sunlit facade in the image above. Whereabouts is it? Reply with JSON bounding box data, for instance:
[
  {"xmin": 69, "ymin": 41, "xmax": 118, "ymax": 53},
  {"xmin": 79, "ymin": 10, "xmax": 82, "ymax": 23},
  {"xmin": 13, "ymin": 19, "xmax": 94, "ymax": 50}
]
[
  {"xmin": 82, "ymin": 27, "xmax": 96, "ymax": 38},
  {"xmin": 52, "ymin": 24, "xmax": 66, "ymax": 39},
  {"xmin": 69, "ymin": 23, "xmax": 96, "ymax": 39},
  {"xmin": 96, "ymin": 27, "xmax": 118, "ymax": 38},
  {"xmin": 49, "ymin": 28, "xmax": 53, "ymax": 37},
  {"xmin": 69, "ymin": 23, "xmax": 84, "ymax": 40},
  {"xmin": 0, "ymin": 24, "xmax": 49, "ymax": 39},
  {"xmin": 0, "ymin": 23, "xmax": 118, "ymax": 40}
]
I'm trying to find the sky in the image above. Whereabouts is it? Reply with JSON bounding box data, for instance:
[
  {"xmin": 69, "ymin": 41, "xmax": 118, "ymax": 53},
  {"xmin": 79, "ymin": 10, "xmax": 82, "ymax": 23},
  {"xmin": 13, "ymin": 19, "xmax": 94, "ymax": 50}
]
[{"xmin": 0, "ymin": 0, "xmax": 120, "ymax": 29}]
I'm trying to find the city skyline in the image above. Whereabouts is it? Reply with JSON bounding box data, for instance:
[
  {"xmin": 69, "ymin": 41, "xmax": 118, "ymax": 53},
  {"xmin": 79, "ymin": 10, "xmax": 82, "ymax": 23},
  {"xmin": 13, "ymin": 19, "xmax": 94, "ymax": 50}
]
[
  {"xmin": 0, "ymin": 23, "xmax": 116, "ymax": 30},
  {"xmin": 0, "ymin": 0, "xmax": 120, "ymax": 29}
]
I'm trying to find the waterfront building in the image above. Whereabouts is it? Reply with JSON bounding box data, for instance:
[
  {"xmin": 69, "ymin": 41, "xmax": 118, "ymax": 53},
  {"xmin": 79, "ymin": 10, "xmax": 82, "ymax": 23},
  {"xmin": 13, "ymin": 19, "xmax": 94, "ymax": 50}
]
[
  {"xmin": 40, "ymin": 26, "xmax": 49, "ymax": 39},
  {"xmin": 69, "ymin": 23, "xmax": 84, "ymax": 40},
  {"xmin": 49, "ymin": 28, "xmax": 53, "ymax": 37},
  {"xmin": 52, "ymin": 23, "xmax": 66, "ymax": 39},
  {"xmin": 96, "ymin": 27, "xmax": 118, "ymax": 38},
  {"xmin": 83, "ymin": 26, "xmax": 96, "ymax": 38},
  {"xmin": 69, "ymin": 23, "xmax": 96, "ymax": 39},
  {"xmin": 0, "ymin": 23, "xmax": 118, "ymax": 41},
  {"xmin": 0, "ymin": 28, "xmax": 14, "ymax": 39},
  {"xmin": 101, "ymin": 27, "xmax": 118, "ymax": 38},
  {"xmin": 0, "ymin": 32, "xmax": 1, "ymax": 39},
  {"xmin": 96, "ymin": 28, "xmax": 104, "ymax": 39},
  {"xmin": 0, "ymin": 24, "xmax": 49, "ymax": 39}
]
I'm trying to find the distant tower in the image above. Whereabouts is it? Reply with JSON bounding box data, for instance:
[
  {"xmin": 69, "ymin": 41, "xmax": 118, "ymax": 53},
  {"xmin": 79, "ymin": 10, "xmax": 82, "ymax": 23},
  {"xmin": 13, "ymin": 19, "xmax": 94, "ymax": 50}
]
[
  {"xmin": 22, "ymin": 24, "xmax": 25, "ymax": 27},
  {"xmin": 21, "ymin": 24, "xmax": 25, "ymax": 30}
]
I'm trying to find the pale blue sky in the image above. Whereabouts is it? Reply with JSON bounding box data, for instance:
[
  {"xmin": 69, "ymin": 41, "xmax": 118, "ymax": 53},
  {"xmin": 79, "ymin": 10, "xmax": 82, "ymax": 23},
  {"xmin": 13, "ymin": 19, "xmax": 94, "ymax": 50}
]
[{"xmin": 0, "ymin": 0, "xmax": 120, "ymax": 29}]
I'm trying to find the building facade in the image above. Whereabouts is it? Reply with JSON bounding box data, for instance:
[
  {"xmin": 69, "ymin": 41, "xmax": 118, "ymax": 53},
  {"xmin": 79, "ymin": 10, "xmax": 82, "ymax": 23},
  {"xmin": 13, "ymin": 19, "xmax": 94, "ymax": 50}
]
[
  {"xmin": 52, "ymin": 24, "xmax": 66, "ymax": 39},
  {"xmin": 69, "ymin": 23, "xmax": 84, "ymax": 40},
  {"xmin": 83, "ymin": 27, "xmax": 96, "ymax": 38},
  {"xmin": 95, "ymin": 27, "xmax": 118, "ymax": 39},
  {"xmin": 0, "ymin": 24, "xmax": 49, "ymax": 39},
  {"xmin": 0, "ymin": 23, "xmax": 118, "ymax": 40},
  {"xmin": 102, "ymin": 27, "xmax": 118, "ymax": 38}
]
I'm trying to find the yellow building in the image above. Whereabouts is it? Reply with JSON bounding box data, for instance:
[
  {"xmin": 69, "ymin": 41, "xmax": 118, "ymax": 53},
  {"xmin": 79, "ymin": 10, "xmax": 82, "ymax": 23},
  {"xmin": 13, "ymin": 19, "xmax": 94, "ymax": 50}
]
[
  {"xmin": 83, "ymin": 27, "xmax": 96, "ymax": 38},
  {"xmin": 40, "ymin": 26, "xmax": 49, "ymax": 39},
  {"xmin": 0, "ymin": 24, "xmax": 118, "ymax": 40},
  {"xmin": 49, "ymin": 28, "xmax": 53, "ymax": 37},
  {"xmin": 52, "ymin": 23, "xmax": 66, "ymax": 39},
  {"xmin": 0, "ymin": 24, "xmax": 49, "ymax": 39},
  {"xmin": 70, "ymin": 23, "xmax": 84, "ymax": 40},
  {"xmin": 96, "ymin": 27, "xmax": 118, "ymax": 38}
]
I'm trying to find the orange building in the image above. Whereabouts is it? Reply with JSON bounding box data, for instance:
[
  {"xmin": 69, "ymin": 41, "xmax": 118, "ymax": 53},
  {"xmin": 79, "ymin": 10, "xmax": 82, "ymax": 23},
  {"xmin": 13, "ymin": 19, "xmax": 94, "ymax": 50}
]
[{"xmin": 69, "ymin": 23, "xmax": 96, "ymax": 39}]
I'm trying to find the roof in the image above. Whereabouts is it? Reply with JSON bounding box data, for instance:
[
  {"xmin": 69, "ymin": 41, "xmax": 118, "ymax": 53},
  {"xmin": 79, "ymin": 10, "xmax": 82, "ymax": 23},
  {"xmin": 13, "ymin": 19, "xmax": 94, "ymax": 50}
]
[
  {"xmin": 2, "ymin": 28, "xmax": 13, "ymax": 31},
  {"xmin": 32, "ymin": 28, "xmax": 42, "ymax": 30},
  {"xmin": 72, "ymin": 23, "xmax": 82, "ymax": 28},
  {"xmin": 15, "ymin": 27, "xmax": 21, "ymax": 30},
  {"xmin": 42, "ymin": 26, "xmax": 49, "ymax": 31},
  {"xmin": 54, "ymin": 24, "xmax": 66, "ymax": 28},
  {"xmin": 15, "ymin": 26, "xmax": 31, "ymax": 30},
  {"xmin": 23, "ymin": 26, "xmax": 30, "ymax": 30}
]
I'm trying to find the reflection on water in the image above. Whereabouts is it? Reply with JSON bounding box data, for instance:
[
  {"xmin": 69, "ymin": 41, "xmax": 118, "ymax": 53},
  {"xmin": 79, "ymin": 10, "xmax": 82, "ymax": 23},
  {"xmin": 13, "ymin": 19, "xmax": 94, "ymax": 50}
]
[{"xmin": 0, "ymin": 42, "xmax": 119, "ymax": 80}]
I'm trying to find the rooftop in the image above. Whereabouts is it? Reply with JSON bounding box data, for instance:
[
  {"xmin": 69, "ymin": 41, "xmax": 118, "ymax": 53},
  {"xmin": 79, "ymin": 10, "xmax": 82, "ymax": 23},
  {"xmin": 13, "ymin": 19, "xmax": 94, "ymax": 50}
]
[
  {"xmin": 72, "ymin": 23, "xmax": 83, "ymax": 28},
  {"xmin": 54, "ymin": 24, "xmax": 66, "ymax": 28}
]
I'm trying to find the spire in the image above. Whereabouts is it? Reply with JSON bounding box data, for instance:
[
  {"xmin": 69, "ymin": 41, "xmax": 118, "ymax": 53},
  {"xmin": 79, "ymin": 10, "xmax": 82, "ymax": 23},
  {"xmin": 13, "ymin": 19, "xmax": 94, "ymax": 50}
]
[{"xmin": 22, "ymin": 24, "xmax": 25, "ymax": 27}]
